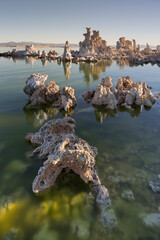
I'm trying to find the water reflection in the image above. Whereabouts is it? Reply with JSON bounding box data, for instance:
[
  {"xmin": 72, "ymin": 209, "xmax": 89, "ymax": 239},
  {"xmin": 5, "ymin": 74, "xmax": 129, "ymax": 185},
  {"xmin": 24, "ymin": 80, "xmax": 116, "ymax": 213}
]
[
  {"xmin": 62, "ymin": 61, "xmax": 71, "ymax": 80},
  {"xmin": 79, "ymin": 61, "xmax": 114, "ymax": 86},
  {"xmin": 93, "ymin": 105, "xmax": 144, "ymax": 123},
  {"xmin": 23, "ymin": 105, "xmax": 75, "ymax": 127}
]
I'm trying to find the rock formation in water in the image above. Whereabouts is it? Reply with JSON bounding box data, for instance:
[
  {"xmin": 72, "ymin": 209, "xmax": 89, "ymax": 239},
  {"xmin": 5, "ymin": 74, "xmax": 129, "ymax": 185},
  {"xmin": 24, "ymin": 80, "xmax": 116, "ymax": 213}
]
[
  {"xmin": 25, "ymin": 117, "xmax": 117, "ymax": 229},
  {"xmin": 63, "ymin": 41, "xmax": 73, "ymax": 61},
  {"xmin": 116, "ymin": 37, "xmax": 140, "ymax": 52},
  {"xmin": 0, "ymin": 28, "xmax": 160, "ymax": 66},
  {"xmin": 79, "ymin": 27, "xmax": 107, "ymax": 57},
  {"xmin": 24, "ymin": 74, "xmax": 77, "ymax": 111},
  {"xmin": 48, "ymin": 50, "xmax": 58, "ymax": 58},
  {"xmin": 12, "ymin": 44, "xmax": 39, "ymax": 57},
  {"xmin": 82, "ymin": 76, "xmax": 155, "ymax": 109}
]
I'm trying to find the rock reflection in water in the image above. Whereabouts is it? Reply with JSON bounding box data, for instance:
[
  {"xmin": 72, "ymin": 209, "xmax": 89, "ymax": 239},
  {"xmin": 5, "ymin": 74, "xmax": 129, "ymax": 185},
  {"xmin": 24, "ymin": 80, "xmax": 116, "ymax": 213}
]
[
  {"xmin": 62, "ymin": 61, "xmax": 71, "ymax": 80},
  {"xmin": 94, "ymin": 105, "xmax": 144, "ymax": 123},
  {"xmin": 79, "ymin": 60, "xmax": 114, "ymax": 86},
  {"xmin": 23, "ymin": 104, "xmax": 75, "ymax": 127}
]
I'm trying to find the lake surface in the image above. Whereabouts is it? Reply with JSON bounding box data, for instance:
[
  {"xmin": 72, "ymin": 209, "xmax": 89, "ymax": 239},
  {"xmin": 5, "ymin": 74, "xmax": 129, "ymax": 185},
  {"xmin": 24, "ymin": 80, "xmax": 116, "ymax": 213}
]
[{"xmin": 0, "ymin": 50, "xmax": 160, "ymax": 240}]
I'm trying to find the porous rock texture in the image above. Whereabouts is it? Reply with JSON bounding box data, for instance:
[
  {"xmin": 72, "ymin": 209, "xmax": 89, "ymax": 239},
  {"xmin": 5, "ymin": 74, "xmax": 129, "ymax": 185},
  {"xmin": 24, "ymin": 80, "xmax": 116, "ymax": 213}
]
[
  {"xmin": 24, "ymin": 74, "xmax": 77, "ymax": 111},
  {"xmin": 25, "ymin": 117, "xmax": 117, "ymax": 230},
  {"xmin": 82, "ymin": 76, "xmax": 155, "ymax": 109}
]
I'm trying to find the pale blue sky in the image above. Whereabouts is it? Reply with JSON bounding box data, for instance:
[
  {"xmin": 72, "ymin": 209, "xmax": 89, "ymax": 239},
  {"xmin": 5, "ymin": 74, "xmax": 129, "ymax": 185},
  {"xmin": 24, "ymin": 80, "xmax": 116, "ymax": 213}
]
[{"xmin": 0, "ymin": 0, "xmax": 160, "ymax": 45}]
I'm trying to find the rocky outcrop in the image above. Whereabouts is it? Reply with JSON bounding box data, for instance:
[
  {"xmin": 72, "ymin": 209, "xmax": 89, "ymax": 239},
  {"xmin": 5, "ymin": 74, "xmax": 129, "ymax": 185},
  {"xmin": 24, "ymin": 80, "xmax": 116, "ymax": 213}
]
[
  {"xmin": 79, "ymin": 27, "xmax": 107, "ymax": 57},
  {"xmin": 25, "ymin": 117, "xmax": 116, "ymax": 229},
  {"xmin": 82, "ymin": 76, "xmax": 155, "ymax": 110},
  {"xmin": 24, "ymin": 74, "xmax": 77, "ymax": 111},
  {"xmin": 116, "ymin": 37, "xmax": 140, "ymax": 53},
  {"xmin": 11, "ymin": 45, "xmax": 39, "ymax": 57},
  {"xmin": 48, "ymin": 50, "xmax": 58, "ymax": 58},
  {"xmin": 63, "ymin": 41, "xmax": 72, "ymax": 61}
]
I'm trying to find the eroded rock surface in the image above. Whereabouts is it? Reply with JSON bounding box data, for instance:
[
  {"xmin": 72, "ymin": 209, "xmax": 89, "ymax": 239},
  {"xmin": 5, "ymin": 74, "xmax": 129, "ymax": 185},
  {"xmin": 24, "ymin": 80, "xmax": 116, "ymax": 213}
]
[
  {"xmin": 24, "ymin": 74, "xmax": 77, "ymax": 111},
  {"xmin": 79, "ymin": 27, "xmax": 107, "ymax": 57},
  {"xmin": 63, "ymin": 41, "xmax": 72, "ymax": 61},
  {"xmin": 26, "ymin": 117, "xmax": 116, "ymax": 230},
  {"xmin": 82, "ymin": 76, "xmax": 155, "ymax": 110}
]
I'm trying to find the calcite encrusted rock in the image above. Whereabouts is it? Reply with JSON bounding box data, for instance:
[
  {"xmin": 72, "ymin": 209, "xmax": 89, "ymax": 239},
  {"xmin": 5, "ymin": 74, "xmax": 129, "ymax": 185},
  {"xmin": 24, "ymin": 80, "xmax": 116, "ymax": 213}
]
[
  {"xmin": 24, "ymin": 74, "xmax": 77, "ymax": 111},
  {"xmin": 63, "ymin": 41, "xmax": 73, "ymax": 61},
  {"xmin": 79, "ymin": 27, "xmax": 107, "ymax": 57},
  {"xmin": 82, "ymin": 76, "xmax": 155, "ymax": 109},
  {"xmin": 25, "ymin": 117, "xmax": 116, "ymax": 229},
  {"xmin": 25, "ymin": 117, "xmax": 101, "ymax": 192}
]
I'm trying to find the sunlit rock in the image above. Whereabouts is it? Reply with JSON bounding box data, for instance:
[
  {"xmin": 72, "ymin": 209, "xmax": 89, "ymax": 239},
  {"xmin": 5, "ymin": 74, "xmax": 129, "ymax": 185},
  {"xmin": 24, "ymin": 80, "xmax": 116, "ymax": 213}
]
[
  {"xmin": 82, "ymin": 75, "xmax": 155, "ymax": 110},
  {"xmin": 60, "ymin": 87, "xmax": 77, "ymax": 111},
  {"xmin": 24, "ymin": 74, "xmax": 48, "ymax": 97},
  {"xmin": 63, "ymin": 41, "xmax": 72, "ymax": 61},
  {"xmin": 24, "ymin": 74, "xmax": 77, "ymax": 111},
  {"xmin": 25, "ymin": 117, "xmax": 101, "ymax": 192},
  {"xmin": 48, "ymin": 50, "xmax": 58, "ymax": 58},
  {"xmin": 101, "ymin": 76, "xmax": 113, "ymax": 88},
  {"xmin": 25, "ymin": 117, "xmax": 115, "ymax": 229},
  {"xmin": 79, "ymin": 27, "xmax": 107, "ymax": 57}
]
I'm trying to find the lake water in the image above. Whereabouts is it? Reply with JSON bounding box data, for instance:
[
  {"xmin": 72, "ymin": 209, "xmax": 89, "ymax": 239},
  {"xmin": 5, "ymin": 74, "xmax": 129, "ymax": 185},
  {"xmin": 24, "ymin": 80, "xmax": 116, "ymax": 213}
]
[{"xmin": 0, "ymin": 49, "xmax": 160, "ymax": 240}]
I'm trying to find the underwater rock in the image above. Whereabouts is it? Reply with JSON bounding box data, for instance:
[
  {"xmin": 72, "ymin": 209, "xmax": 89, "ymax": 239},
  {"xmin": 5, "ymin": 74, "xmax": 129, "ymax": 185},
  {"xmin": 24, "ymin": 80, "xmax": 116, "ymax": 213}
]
[
  {"xmin": 121, "ymin": 190, "xmax": 135, "ymax": 201},
  {"xmin": 24, "ymin": 74, "xmax": 77, "ymax": 111},
  {"xmin": 33, "ymin": 223, "xmax": 59, "ymax": 240},
  {"xmin": 71, "ymin": 218, "xmax": 90, "ymax": 239},
  {"xmin": 2, "ymin": 228, "xmax": 20, "ymax": 240},
  {"xmin": 149, "ymin": 175, "xmax": 160, "ymax": 192},
  {"xmin": 82, "ymin": 75, "xmax": 155, "ymax": 110},
  {"xmin": 143, "ymin": 213, "xmax": 160, "ymax": 227}
]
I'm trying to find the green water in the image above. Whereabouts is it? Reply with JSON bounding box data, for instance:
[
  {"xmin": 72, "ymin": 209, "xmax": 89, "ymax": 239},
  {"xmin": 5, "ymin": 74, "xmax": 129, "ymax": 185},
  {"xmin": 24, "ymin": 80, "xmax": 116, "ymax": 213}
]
[{"xmin": 0, "ymin": 52, "xmax": 160, "ymax": 240}]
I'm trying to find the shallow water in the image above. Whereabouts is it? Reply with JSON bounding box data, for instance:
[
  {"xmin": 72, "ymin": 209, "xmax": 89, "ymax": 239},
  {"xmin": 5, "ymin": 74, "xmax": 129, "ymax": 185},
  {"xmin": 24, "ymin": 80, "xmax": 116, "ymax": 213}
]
[{"xmin": 0, "ymin": 51, "xmax": 160, "ymax": 240}]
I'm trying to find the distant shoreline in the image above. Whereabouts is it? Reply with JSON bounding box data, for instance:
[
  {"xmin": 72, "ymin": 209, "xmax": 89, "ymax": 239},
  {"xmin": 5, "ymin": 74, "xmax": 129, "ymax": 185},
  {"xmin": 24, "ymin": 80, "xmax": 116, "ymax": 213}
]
[{"xmin": 0, "ymin": 44, "xmax": 79, "ymax": 49}]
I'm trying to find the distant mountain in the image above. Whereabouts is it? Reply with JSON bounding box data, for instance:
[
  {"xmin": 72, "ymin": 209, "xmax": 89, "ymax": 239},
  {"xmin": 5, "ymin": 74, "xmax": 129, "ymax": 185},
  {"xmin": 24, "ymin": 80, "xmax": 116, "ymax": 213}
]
[{"xmin": 0, "ymin": 41, "xmax": 79, "ymax": 48}]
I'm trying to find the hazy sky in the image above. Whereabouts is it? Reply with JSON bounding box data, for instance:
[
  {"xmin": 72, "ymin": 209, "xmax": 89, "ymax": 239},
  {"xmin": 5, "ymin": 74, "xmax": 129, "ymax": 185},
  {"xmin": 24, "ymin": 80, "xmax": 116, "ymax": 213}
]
[{"xmin": 1, "ymin": 0, "xmax": 160, "ymax": 45}]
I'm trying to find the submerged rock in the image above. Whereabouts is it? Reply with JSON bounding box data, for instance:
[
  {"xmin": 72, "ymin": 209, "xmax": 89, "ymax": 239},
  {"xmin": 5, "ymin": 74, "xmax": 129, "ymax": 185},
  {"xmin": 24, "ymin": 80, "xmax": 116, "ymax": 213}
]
[
  {"xmin": 2, "ymin": 228, "xmax": 20, "ymax": 240},
  {"xmin": 143, "ymin": 213, "xmax": 160, "ymax": 227},
  {"xmin": 71, "ymin": 218, "xmax": 90, "ymax": 239},
  {"xmin": 121, "ymin": 190, "xmax": 135, "ymax": 201},
  {"xmin": 149, "ymin": 175, "xmax": 160, "ymax": 192},
  {"xmin": 24, "ymin": 74, "xmax": 77, "ymax": 111},
  {"xmin": 82, "ymin": 75, "xmax": 155, "ymax": 110}
]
